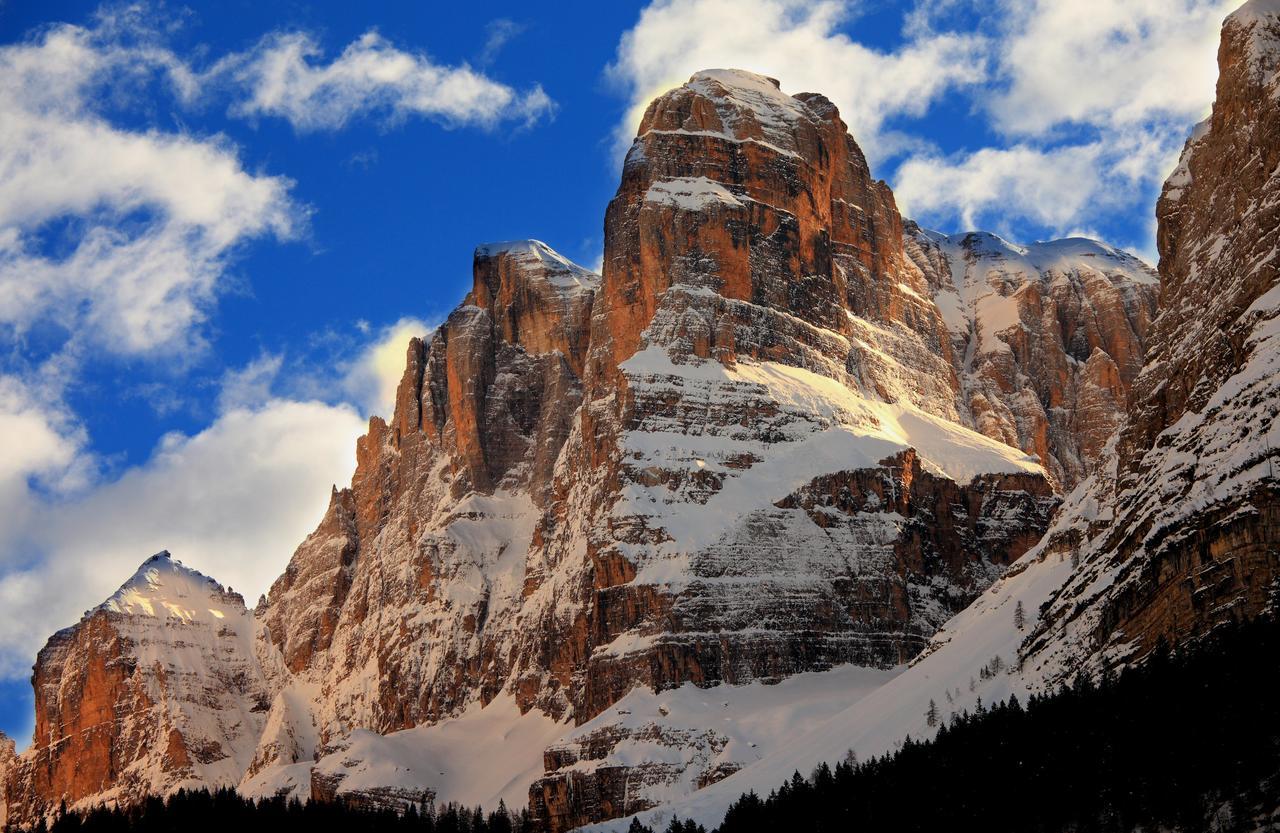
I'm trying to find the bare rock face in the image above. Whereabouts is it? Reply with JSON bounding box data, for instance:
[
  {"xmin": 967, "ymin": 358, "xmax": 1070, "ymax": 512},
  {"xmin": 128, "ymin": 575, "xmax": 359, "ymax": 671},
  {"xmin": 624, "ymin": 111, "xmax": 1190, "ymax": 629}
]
[
  {"xmin": 1024, "ymin": 0, "xmax": 1280, "ymax": 681},
  {"xmin": 253, "ymin": 241, "xmax": 600, "ymax": 754},
  {"xmin": 0, "ymin": 732, "xmax": 15, "ymax": 827},
  {"xmin": 906, "ymin": 227, "xmax": 1158, "ymax": 491},
  {"xmin": 525, "ymin": 70, "xmax": 1057, "ymax": 831},
  {"xmin": 2, "ymin": 554, "xmax": 270, "ymax": 822}
]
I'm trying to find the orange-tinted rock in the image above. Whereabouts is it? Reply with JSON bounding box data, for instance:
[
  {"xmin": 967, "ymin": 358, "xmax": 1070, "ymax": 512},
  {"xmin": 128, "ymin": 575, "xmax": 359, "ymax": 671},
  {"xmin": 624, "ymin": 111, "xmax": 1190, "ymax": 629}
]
[
  {"xmin": 906, "ymin": 226, "xmax": 1158, "ymax": 490},
  {"xmin": 1, "ymin": 66, "xmax": 1167, "ymax": 828}
]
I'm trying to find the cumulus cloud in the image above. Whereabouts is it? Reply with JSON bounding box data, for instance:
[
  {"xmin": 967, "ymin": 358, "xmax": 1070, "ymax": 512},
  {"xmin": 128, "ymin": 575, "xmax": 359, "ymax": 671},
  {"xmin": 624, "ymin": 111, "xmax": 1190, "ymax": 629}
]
[
  {"xmin": 987, "ymin": 0, "xmax": 1235, "ymax": 137},
  {"xmin": 893, "ymin": 127, "xmax": 1183, "ymax": 248},
  {"xmin": 606, "ymin": 0, "xmax": 987, "ymax": 161},
  {"xmin": 0, "ymin": 21, "xmax": 300, "ymax": 357},
  {"xmin": 893, "ymin": 0, "xmax": 1234, "ymax": 244},
  {"xmin": 0, "ymin": 396, "xmax": 364, "ymax": 679},
  {"xmin": 223, "ymin": 30, "xmax": 554, "ymax": 132},
  {"xmin": 0, "ymin": 376, "xmax": 87, "ymax": 527}
]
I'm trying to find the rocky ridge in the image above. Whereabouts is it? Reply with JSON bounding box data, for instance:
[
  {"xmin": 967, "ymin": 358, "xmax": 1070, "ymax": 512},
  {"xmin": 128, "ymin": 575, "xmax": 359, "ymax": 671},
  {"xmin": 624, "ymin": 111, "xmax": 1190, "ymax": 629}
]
[
  {"xmin": 906, "ymin": 227, "xmax": 1158, "ymax": 491},
  {"xmin": 594, "ymin": 12, "xmax": 1280, "ymax": 828}
]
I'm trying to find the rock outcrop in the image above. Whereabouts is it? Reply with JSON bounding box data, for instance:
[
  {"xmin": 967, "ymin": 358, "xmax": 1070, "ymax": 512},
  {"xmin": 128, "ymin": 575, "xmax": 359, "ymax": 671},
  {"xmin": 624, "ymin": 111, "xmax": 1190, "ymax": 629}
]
[
  {"xmin": 906, "ymin": 227, "xmax": 1158, "ymax": 491},
  {"xmin": 2, "ymin": 554, "xmax": 271, "ymax": 822},
  {"xmin": 254, "ymin": 239, "xmax": 600, "ymax": 754},
  {"xmin": 0, "ymin": 70, "xmax": 1164, "ymax": 830},
  {"xmin": 0, "ymin": 732, "xmax": 15, "ymax": 827},
  {"xmin": 1023, "ymin": 0, "xmax": 1280, "ymax": 682}
]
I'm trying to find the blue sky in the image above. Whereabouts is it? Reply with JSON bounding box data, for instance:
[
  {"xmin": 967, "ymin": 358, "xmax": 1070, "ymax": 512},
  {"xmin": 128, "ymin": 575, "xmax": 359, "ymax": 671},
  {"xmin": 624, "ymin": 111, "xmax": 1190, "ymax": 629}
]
[{"xmin": 0, "ymin": 0, "xmax": 1240, "ymax": 743}]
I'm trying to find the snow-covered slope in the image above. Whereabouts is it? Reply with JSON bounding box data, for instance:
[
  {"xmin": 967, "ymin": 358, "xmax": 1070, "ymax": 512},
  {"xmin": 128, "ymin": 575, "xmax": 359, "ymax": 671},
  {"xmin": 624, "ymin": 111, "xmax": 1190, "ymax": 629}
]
[
  {"xmin": 242, "ymin": 694, "xmax": 565, "ymax": 812},
  {"xmin": 595, "ymin": 525, "xmax": 1077, "ymax": 831},
  {"xmin": 531, "ymin": 664, "xmax": 898, "ymax": 825}
]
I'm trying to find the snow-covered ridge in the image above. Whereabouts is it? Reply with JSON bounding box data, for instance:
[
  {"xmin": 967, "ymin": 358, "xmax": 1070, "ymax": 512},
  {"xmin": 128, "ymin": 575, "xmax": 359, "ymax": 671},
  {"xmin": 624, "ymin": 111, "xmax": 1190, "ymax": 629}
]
[
  {"xmin": 473, "ymin": 239, "xmax": 600, "ymax": 290},
  {"xmin": 686, "ymin": 69, "xmax": 812, "ymax": 142},
  {"xmin": 1227, "ymin": 0, "xmax": 1280, "ymax": 84},
  {"xmin": 100, "ymin": 551, "xmax": 242, "ymax": 622},
  {"xmin": 1229, "ymin": 0, "xmax": 1280, "ymax": 28},
  {"xmin": 926, "ymin": 231, "xmax": 1154, "ymax": 283},
  {"xmin": 592, "ymin": 530, "xmax": 1078, "ymax": 833},
  {"xmin": 911, "ymin": 226, "xmax": 1156, "ymax": 356}
]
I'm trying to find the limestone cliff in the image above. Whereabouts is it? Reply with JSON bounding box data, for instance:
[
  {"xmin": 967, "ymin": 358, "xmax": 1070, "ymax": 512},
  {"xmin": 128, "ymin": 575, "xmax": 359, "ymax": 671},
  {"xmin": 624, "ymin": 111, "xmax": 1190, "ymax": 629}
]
[{"xmin": 0, "ymin": 69, "xmax": 1167, "ymax": 831}]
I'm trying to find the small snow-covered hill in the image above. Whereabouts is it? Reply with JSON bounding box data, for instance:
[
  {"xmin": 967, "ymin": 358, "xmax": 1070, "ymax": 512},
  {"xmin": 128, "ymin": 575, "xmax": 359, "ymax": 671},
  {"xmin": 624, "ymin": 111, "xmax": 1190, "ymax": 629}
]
[{"xmin": 3, "ymin": 553, "xmax": 271, "ymax": 822}]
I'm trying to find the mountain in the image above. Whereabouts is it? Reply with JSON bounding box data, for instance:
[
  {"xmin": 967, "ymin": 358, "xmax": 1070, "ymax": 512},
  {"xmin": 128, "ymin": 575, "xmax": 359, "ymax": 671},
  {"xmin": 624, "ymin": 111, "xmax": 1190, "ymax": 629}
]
[
  {"xmin": 591, "ymin": 4, "xmax": 1280, "ymax": 828},
  {"xmin": 2, "ymin": 554, "xmax": 271, "ymax": 824},
  {"xmin": 1020, "ymin": 0, "xmax": 1280, "ymax": 678},
  {"xmin": 1, "ymin": 68, "xmax": 1167, "ymax": 832}
]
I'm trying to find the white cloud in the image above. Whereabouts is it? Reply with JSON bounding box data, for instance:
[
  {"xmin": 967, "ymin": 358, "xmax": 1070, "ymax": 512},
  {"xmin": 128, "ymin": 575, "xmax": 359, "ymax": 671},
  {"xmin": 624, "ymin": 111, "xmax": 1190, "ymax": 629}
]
[
  {"xmin": 0, "ymin": 376, "xmax": 86, "ymax": 527},
  {"xmin": 0, "ymin": 396, "xmax": 364, "ymax": 679},
  {"xmin": 892, "ymin": 0, "xmax": 1235, "ymax": 245},
  {"xmin": 479, "ymin": 19, "xmax": 526, "ymax": 65},
  {"xmin": 896, "ymin": 143, "xmax": 1107, "ymax": 233},
  {"xmin": 893, "ymin": 127, "xmax": 1183, "ymax": 244},
  {"xmin": 217, "ymin": 352, "xmax": 286, "ymax": 413},
  {"xmin": 0, "ymin": 21, "xmax": 300, "ymax": 356},
  {"xmin": 988, "ymin": 0, "xmax": 1236, "ymax": 137},
  {"xmin": 607, "ymin": 0, "xmax": 987, "ymax": 162},
  {"xmin": 341, "ymin": 317, "xmax": 434, "ymax": 417},
  {"xmin": 224, "ymin": 30, "xmax": 554, "ymax": 132}
]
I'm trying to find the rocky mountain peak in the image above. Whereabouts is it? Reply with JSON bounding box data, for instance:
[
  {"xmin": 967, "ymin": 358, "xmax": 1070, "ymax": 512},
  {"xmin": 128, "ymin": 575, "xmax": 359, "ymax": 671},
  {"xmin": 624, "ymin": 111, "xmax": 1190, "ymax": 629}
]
[
  {"xmin": 1226, "ymin": 0, "xmax": 1280, "ymax": 83},
  {"xmin": 3, "ymin": 550, "xmax": 270, "ymax": 823},
  {"xmin": 467, "ymin": 239, "xmax": 598, "ymax": 379},
  {"xmin": 100, "ymin": 552, "xmax": 246, "ymax": 622}
]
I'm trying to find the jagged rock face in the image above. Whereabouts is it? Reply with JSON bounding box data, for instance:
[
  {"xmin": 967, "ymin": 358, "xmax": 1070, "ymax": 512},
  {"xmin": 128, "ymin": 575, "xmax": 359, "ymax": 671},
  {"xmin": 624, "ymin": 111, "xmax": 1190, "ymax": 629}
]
[
  {"xmin": 1024, "ymin": 1, "xmax": 1280, "ymax": 680},
  {"xmin": 523, "ymin": 71, "xmax": 1058, "ymax": 831},
  {"xmin": 592, "ymin": 71, "xmax": 965, "ymax": 421},
  {"xmin": 3, "ymin": 554, "xmax": 271, "ymax": 823},
  {"xmin": 547, "ymin": 71, "xmax": 1050, "ymax": 718},
  {"xmin": 253, "ymin": 241, "xmax": 599, "ymax": 756},
  {"xmin": 905, "ymin": 226, "xmax": 1158, "ymax": 491},
  {"xmin": 592, "ymin": 71, "xmax": 951, "ymax": 391}
]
